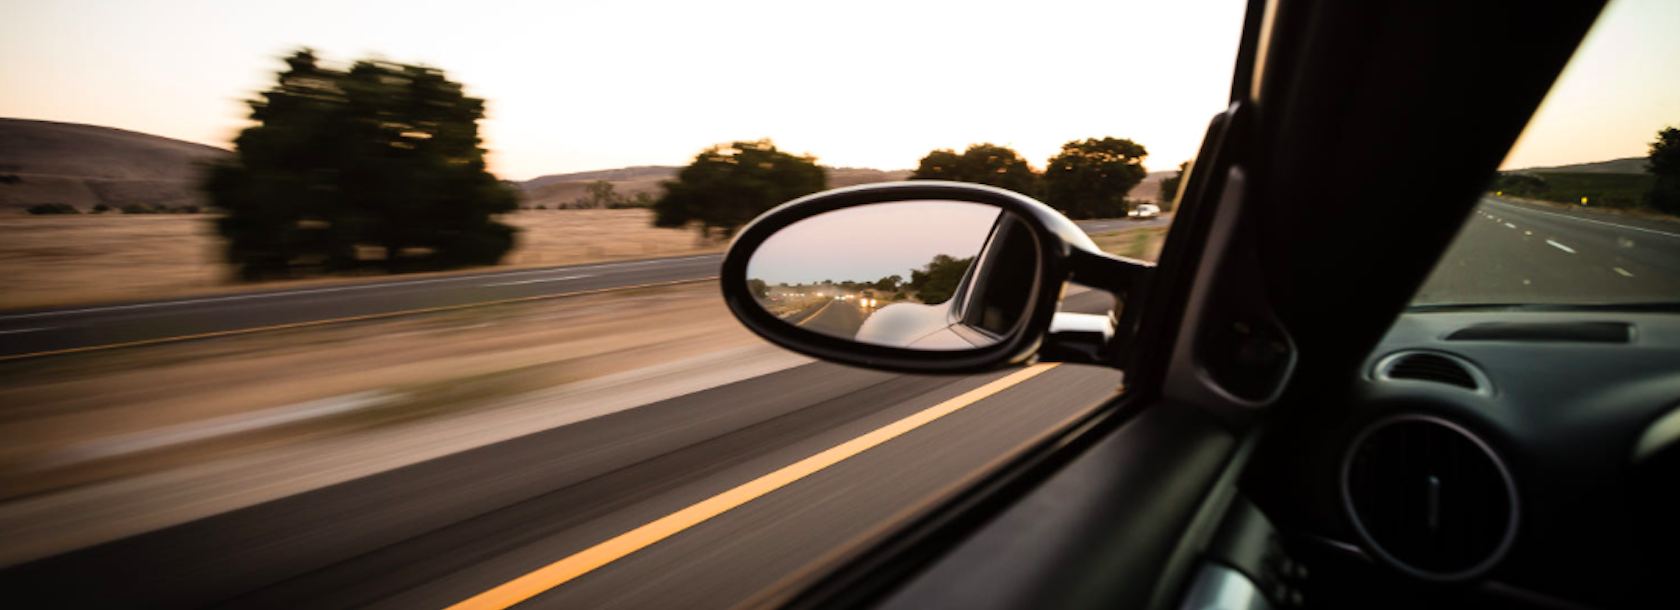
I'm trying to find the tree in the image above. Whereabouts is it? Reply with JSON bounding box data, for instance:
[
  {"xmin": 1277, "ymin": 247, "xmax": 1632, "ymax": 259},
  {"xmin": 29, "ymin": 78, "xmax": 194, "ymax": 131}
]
[
  {"xmin": 910, "ymin": 143, "xmax": 1039, "ymax": 197},
  {"xmin": 654, "ymin": 140, "xmax": 828, "ymax": 238},
  {"xmin": 908, "ymin": 254, "xmax": 973, "ymax": 304},
  {"xmin": 1492, "ymin": 172, "xmax": 1548, "ymax": 197},
  {"xmin": 872, "ymin": 274, "xmax": 902, "ymax": 292},
  {"xmin": 747, "ymin": 278, "xmax": 768, "ymax": 299},
  {"xmin": 1158, "ymin": 161, "xmax": 1189, "ymax": 210},
  {"xmin": 576, "ymin": 180, "xmax": 626, "ymax": 209},
  {"xmin": 205, "ymin": 49, "xmax": 518, "ymax": 280},
  {"xmin": 1043, "ymin": 137, "xmax": 1148, "ymax": 219},
  {"xmin": 26, "ymin": 203, "xmax": 79, "ymax": 215},
  {"xmin": 1647, "ymin": 126, "xmax": 1680, "ymax": 215}
]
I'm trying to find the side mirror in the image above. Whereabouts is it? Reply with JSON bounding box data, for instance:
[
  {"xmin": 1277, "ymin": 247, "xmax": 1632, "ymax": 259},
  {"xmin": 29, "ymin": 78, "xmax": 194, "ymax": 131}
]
[{"xmin": 720, "ymin": 181, "xmax": 1153, "ymax": 374}]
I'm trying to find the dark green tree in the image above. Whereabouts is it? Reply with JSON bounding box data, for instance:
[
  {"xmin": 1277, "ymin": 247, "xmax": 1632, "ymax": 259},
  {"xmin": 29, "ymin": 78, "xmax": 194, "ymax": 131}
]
[
  {"xmin": 1646, "ymin": 126, "xmax": 1680, "ymax": 215},
  {"xmin": 908, "ymin": 254, "xmax": 973, "ymax": 304},
  {"xmin": 205, "ymin": 49, "xmax": 517, "ymax": 280},
  {"xmin": 1158, "ymin": 161, "xmax": 1189, "ymax": 209},
  {"xmin": 872, "ymin": 274, "xmax": 902, "ymax": 292},
  {"xmin": 910, "ymin": 143, "xmax": 1039, "ymax": 197},
  {"xmin": 1043, "ymin": 137, "xmax": 1148, "ymax": 219},
  {"xmin": 653, "ymin": 140, "xmax": 827, "ymax": 238},
  {"xmin": 1493, "ymin": 173, "xmax": 1548, "ymax": 197},
  {"xmin": 747, "ymin": 278, "xmax": 769, "ymax": 298}
]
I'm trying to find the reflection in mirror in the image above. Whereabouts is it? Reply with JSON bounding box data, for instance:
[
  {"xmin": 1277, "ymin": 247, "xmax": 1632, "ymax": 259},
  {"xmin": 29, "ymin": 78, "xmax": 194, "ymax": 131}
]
[{"xmin": 746, "ymin": 201, "xmax": 1036, "ymax": 350}]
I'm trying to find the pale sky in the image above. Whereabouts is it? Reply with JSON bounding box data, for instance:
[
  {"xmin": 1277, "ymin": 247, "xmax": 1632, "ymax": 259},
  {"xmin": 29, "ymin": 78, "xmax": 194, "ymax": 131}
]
[
  {"xmin": 0, "ymin": 0, "xmax": 1674, "ymax": 180},
  {"xmin": 748, "ymin": 201, "xmax": 999, "ymax": 285}
]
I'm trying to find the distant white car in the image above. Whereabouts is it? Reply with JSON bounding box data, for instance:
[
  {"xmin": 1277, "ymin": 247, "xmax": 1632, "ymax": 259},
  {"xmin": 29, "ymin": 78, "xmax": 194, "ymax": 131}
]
[{"xmin": 1130, "ymin": 203, "xmax": 1161, "ymax": 219}]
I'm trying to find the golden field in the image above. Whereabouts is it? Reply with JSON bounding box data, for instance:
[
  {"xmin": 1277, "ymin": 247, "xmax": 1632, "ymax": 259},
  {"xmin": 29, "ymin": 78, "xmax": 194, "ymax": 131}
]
[{"xmin": 0, "ymin": 209, "xmax": 722, "ymax": 310}]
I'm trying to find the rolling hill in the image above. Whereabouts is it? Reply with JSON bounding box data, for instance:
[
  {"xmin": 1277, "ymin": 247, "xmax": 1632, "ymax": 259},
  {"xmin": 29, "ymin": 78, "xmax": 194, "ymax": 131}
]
[
  {"xmin": 516, "ymin": 166, "xmax": 915, "ymax": 209},
  {"xmin": 0, "ymin": 119, "xmax": 229, "ymax": 211},
  {"xmin": 516, "ymin": 166, "xmax": 1177, "ymax": 209},
  {"xmin": 1, "ymin": 117, "xmax": 1182, "ymax": 213},
  {"xmin": 1509, "ymin": 156, "xmax": 1647, "ymax": 174}
]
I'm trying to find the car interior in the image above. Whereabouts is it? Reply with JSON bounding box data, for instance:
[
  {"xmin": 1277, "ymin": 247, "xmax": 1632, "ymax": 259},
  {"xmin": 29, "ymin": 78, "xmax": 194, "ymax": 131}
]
[{"xmin": 715, "ymin": 0, "xmax": 1677, "ymax": 608}]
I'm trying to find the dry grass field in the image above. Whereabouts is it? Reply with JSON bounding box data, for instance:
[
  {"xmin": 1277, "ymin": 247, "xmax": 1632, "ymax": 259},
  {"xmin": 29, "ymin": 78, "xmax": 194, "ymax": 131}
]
[
  {"xmin": 1090, "ymin": 225, "xmax": 1170, "ymax": 262},
  {"xmin": 0, "ymin": 209, "xmax": 722, "ymax": 310}
]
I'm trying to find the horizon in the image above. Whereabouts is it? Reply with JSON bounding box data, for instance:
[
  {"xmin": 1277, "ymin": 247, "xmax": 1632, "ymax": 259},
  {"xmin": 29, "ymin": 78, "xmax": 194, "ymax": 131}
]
[{"xmin": 3, "ymin": 0, "xmax": 1676, "ymax": 181}]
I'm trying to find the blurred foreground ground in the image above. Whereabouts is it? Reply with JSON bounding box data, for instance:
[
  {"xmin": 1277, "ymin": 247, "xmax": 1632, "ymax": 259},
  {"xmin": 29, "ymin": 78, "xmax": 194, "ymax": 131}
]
[
  {"xmin": 0, "ymin": 281, "xmax": 810, "ymax": 565},
  {"xmin": 0, "ymin": 209, "xmax": 720, "ymax": 310},
  {"xmin": 0, "ymin": 219, "xmax": 1164, "ymax": 567}
]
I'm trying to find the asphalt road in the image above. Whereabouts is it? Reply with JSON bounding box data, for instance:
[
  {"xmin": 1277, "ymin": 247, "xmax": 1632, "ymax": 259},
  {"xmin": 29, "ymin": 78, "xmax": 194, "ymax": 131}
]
[
  {"xmin": 796, "ymin": 299, "xmax": 868, "ymax": 338},
  {"xmin": 6, "ymin": 202, "xmax": 1669, "ymax": 606},
  {"xmin": 0, "ymin": 254, "xmax": 726, "ymax": 359},
  {"xmin": 0, "ymin": 290, "xmax": 1124, "ymax": 609},
  {"xmin": 0, "ymin": 218, "xmax": 1167, "ymax": 360},
  {"xmin": 1414, "ymin": 197, "xmax": 1680, "ymax": 304}
]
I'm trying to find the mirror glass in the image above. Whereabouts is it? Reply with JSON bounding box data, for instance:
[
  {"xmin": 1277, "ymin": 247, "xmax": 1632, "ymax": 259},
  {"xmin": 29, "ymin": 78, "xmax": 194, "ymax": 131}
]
[{"xmin": 746, "ymin": 201, "xmax": 1039, "ymax": 350}]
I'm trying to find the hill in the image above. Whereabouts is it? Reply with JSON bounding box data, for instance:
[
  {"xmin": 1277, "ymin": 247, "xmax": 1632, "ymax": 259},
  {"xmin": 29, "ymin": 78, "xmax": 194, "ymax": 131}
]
[
  {"xmin": 1510, "ymin": 156, "xmax": 1647, "ymax": 174},
  {"xmin": 1132, "ymin": 170, "xmax": 1174, "ymax": 202},
  {"xmin": 516, "ymin": 166, "xmax": 914, "ymax": 209},
  {"xmin": 0, "ymin": 119, "xmax": 229, "ymax": 212}
]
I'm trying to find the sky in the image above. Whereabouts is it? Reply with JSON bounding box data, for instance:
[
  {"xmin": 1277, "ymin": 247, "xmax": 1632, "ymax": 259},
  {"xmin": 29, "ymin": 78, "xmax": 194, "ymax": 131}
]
[
  {"xmin": 0, "ymin": 0, "xmax": 1674, "ymax": 180},
  {"xmin": 748, "ymin": 202, "xmax": 999, "ymax": 285}
]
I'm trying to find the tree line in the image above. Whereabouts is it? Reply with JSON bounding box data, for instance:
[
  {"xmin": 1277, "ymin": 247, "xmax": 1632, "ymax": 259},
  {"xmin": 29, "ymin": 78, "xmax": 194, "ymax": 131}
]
[
  {"xmin": 1491, "ymin": 126, "xmax": 1680, "ymax": 215},
  {"xmin": 653, "ymin": 138, "xmax": 1186, "ymax": 239},
  {"xmin": 202, "ymin": 49, "xmax": 1192, "ymax": 279}
]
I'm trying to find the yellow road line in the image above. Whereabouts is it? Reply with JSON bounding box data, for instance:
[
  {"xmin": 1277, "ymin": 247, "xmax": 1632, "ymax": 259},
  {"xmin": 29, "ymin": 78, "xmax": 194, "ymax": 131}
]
[
  {"xmin": 446, "ymin": 363, "xmax": 1061, "ymax": 610},
  {"xmin": 794, "ymin": 299, "xmax": 835, "ymax": 327},
  {"xmin": 0, "ymin": 277, "xmax": 715, "ymax": 363}
]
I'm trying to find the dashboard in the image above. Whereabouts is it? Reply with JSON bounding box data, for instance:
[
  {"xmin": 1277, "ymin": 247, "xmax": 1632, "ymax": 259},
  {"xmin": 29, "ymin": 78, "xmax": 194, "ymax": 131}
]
[{"xmin": 1261, "ymin": 309, "xmax": 1680, "ymax": 608}]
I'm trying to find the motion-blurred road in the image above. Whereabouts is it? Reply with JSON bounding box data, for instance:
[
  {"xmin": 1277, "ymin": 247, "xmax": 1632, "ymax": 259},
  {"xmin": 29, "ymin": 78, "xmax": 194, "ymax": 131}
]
[
  {"xmin": 0, "ymin": 288, "xmax": 1121, "ymax": 608},
  {"xmin": 0, "ymin": 218, "xmax": 1171, "ymax": 360},
  {"xmin": 4, "ymin": 202, "xmax": 1671, "ymax": 606}
]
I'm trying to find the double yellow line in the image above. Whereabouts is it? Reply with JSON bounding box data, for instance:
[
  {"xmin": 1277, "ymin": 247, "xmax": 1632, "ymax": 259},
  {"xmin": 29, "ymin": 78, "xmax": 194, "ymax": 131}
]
[
  {"xmin": 0, "ymin": 277, "xmax": 715, "ymax": 363},
  {"xmin": 446, "ymin": 363, "xmax": 1059, "ymax": 609}
]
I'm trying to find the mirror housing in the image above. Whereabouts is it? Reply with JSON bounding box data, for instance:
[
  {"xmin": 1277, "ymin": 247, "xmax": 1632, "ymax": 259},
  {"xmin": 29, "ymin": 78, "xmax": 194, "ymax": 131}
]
[{"xmin": 720, "ymin": 181, "xmax": 1153, "ymax": 374}]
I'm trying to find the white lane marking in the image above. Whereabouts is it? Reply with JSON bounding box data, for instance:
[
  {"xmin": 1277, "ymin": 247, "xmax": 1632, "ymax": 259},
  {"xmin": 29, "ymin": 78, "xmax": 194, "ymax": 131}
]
[
  {"xmin": 0, "ymin": 326, "xmax": 55, "ymax": 335},
  {"xmin": 1504, "ymin": 222, "xmax": 1517, "ymax": 229},
  {"xmin": 1614, "ymin": 267, "xmax": 1635, "ymax": 278},
  {"xmin": 1486, "ymin": 199, "xmax": 1680, "ymax": 239},
  {"xmin": 484, "ymin": 274, "xmax": 591, "ymax": 287},
  {"xmin": 0, "ymin": 255, "xmax": 722, "ymax": 321},
  {"xmin": 1524, "ymin": 230, "xmax": 1532, "ymax": 236},
  {"xmin": 1546, "ymin": 239, "xmax": 1576, "ymax": 254}
]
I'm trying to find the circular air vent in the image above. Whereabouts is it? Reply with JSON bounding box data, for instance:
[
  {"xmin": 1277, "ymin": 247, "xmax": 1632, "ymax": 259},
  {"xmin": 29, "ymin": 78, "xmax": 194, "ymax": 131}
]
[{"xmin": 1342, "ymin": 415, "xmax": 1518, "ymax": 581}]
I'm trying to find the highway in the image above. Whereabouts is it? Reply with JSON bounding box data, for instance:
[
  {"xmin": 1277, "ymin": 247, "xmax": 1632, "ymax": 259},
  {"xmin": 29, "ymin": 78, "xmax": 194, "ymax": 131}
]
[
  {"xmin": 0, "ymin": 291, "xmax": 1123, "ymax": 608},
  {"xmin": 1415, "ymin": 197, "xmax": 1680, "ymax": 304},
  {"xmin": 0, "ymin": 254, "xmax": 726, "ymax": 360},
  {"xmin": 796, "ymin": 299, "xmax": 868, "ymax": 337},
  {"xmin": 3, "ymin": 201, "xmax": 1671, "ymax": 607},
  {"xmin": 0, "ymin": 218, "xmax": 1168, "ymax": 361}
]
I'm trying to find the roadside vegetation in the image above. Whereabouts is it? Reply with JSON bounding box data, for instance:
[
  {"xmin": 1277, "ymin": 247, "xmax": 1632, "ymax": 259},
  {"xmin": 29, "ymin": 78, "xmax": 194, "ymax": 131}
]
[
  {"xmin": 1493, "ymin": 126, "xmax": 1680, "ymax": 218},
  {"xmin": 1090, "ymin": 226, "xmax": 1170, "ymax": 262},
  {"xmin": 652, "ymin": 137, "xmax": 1173, "ymax": 239},
  {"xmin": 205, "ymin": 50, "xmax": 518, "ymax": 280},
  {"xmin": 652, "ymin": 140, "xmax": 827, "ymax": 239}
]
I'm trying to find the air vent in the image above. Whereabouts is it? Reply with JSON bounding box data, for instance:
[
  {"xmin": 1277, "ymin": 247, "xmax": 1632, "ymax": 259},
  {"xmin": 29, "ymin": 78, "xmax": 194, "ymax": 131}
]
[
  {"xmin": 1445, "ymin": 321, "xmax": 1630, "ymax": 343},
  {"xmin": 1342, "ymin": 416, "xmax": 1518, "ymax": 581},
  {"xmin": 1375, "ymin": 351, "xmax": 1486, "ymax": 392}
]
